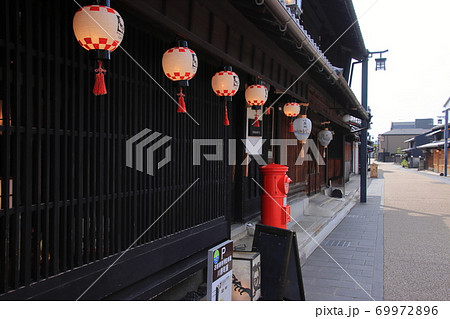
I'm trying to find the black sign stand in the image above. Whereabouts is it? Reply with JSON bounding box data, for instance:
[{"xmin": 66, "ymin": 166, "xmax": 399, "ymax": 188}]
[{"xmin": 252, "ymin": 224, "xmax": 306, "ymax": 301}]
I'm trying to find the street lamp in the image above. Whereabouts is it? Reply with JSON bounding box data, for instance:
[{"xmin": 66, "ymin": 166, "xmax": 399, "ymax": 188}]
[
  {"xmin": 373, "ymin": 51, "xmax": 388, "ymax": 71},
  {"xmin": 360, "ymin": 49, "xmax": 388, "ymax": 203}
]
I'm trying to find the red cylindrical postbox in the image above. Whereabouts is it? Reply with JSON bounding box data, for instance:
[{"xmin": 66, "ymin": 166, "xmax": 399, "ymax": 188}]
[{"xmin": 259, "ymin": 164, "xmax": 292, "ymax": 229}]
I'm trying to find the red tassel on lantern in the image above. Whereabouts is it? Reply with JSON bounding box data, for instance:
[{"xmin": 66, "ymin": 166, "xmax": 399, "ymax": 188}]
[
  {"xmin": 253, "ymin": 111, "xmax": 260, "ymax": 127},
  {"xmin": 177, "ymin": 87, "xmax": 187, "ymax": 113},
  {"xmin": 289, "ymin": 119, "xmax": 294, "ymax": 132},
  {"xmin": 266, "ymin": 107, "xmax": 271, "ymax": 115},
  {"xmin": 93, "ymin": 60, "xmax": 107, "ymax": 96},
  {"xmin": 224, "ymin": 102, "xmax": 230, "ymax": 126}
]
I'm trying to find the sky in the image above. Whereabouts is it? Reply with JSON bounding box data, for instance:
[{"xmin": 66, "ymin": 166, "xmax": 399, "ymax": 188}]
[{"xmin": 349, "ymin": 0, "xmax": 450, "ymax": 140}]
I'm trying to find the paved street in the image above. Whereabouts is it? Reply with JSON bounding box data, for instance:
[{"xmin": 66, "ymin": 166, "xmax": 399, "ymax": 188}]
[
  {"xmin": 302, "ymin": 162, "xmax": 450, "ymax": 301},
  {"xmin": 383, "ymin": 163, "xmax": 450, "ymax": 300}
]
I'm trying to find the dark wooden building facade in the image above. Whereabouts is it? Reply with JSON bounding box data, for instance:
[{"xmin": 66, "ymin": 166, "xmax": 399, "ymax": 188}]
[{"xmin": 0, "ymin": 0, "xmax": 367, "ymax": 300}]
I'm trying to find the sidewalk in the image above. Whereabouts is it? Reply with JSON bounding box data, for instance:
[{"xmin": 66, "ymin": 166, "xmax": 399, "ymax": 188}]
[
  {"xmin": 301, "ymin": 175, "xmax": 384, "ymax": 301},
  {"xmin": 231, "ymin": 173, "xmax": 377, "ymax": 299},
  {"xmin": 231, "ymin": 174, "xmax": 361, "ymax": 262}
]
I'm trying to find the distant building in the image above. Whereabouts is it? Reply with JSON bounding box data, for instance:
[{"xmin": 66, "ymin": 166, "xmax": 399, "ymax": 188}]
[
  {"xmin": 378, "ymin": 119, "xmax": 434, "ymax": 161},
  {"xmin": 391, "ymin": 119, "xmax": 433, "ymax": 130},
  {"xmin": 401, "ymin": 133, "xmax": 433, "ymax": 168},
  {"xmin": 401, "ymin": 99, "xmax": 450, "ymax": 172},
  {"xmin": 391, "ymin": 122, "xmax": 415, "ymax": 130},
  {"xmin": 417, "ymin": 122, "xmax": 450, "ymax": 174}
]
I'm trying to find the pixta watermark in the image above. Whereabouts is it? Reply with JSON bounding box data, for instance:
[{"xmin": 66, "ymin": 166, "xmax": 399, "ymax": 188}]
[
  {"xmin": 126, "ymin": 129, "xmax": 172, "ymax": 176},
  {"xmin": 126, "ymin": 129, "xmax": 325, "ymax": 176},
  {"xmin": 193, "ymin": 138, "xmax": 325, "ymax": 166}
]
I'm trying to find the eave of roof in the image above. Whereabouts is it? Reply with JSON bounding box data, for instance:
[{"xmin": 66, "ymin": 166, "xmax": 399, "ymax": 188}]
[
  {"xmin": 426, "ymin": 130, "xmax": 442, "ymax": 137},
  {"xmin": 342, "ymin": 0, "xmax": 367, "ymax": 58},
  {"xmin": 417, "ymin": 140, "xmax": 450, "ymax": 149},
  {"xmin": 313, "ymin": 0, "xmax": 366, "ymax": 59},
  {"xmin": 261, "ymin": 0, "xmax": 368, "ymax": 120}
]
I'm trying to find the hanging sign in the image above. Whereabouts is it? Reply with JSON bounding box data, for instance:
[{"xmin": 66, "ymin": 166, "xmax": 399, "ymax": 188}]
[{"xmin": 207, "ymin": 240, "xmax": 233, "ymax": 301}]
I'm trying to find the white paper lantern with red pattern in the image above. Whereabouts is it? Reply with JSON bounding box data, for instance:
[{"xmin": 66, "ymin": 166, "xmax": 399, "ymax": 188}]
[
  {"xmin": 73, "ymin": 5, "xmax": 124, "ymax": 52},
  {"xmin": 212, "ymin": 70, "xmax": 240, "ymax": 97},
  {"xmin": 318, "ymin": 128, "xmax": 333, "ymax": 147},
  {"xmin": 73, "ymin": 5, "xmax": 124, "ymax": 95},
  {"xmin": 245, "ymin": 84, "xmax": 268, "ymax": 127},
  {"xmin": 283, "ymin": 102, "xmax": 301, "ymax": 132},
  {"xmin": 212, "ymin": 67, "xmax": 240, "ymax": 126},
  {"xmin": 245, "ymin": 85, "xmax": 268, "ymax": 106},
  {"xmin": 283, "ymin": 102, "xmax": 300, "ymax": 117},
  {"xmin": 162, "ymin": 47, "xmax": 198, "ymax": 82},
  {"xmin": 293, "ymin": 115, "xmax": 312, "ymax": 143},
  {"xmin": 162, "ymin": 42, "xmax": 198, "ymax": 113}
]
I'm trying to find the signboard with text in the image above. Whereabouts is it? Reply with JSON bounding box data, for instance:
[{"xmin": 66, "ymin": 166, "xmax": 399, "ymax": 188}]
[{"xmin": 207, "ymin": 240, "xmax": 233, "ymax": 301}]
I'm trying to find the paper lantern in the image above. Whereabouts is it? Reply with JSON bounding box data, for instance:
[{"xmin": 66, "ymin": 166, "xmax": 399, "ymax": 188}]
[
  {"xmin": 283, "ymin": 102, "xmax": 301, "ymax": 132},
  {"xmin": 245, "ymin": 84, "xmax": 268, "ymax": 127},
  {"xmin": 245, "ymin": 85, "xmax": 268, "ymax": 106},
  {"xmin": 212, "ymin": 69, "xmax": 240, "ymax": 97},
  {"xmin": 212, "ymin": 67, "xmax": 240, "ymax": 126},
  {"xmin": 283, "ymin": 102, "xmax": 300, "ymax": 117},
  {"xmin": 162, "ymin": 46, "xmax": 198, "ymax": 82},
  {"xmin": 318, "ymin": 128, "xmax": 333, "ymax": 147},
  {"xmin": 73, "ymin": 4, "xmax": 125, "ymax": 95},
  {"xmin": 162, "ymin": 41, "xmax": 198, "ymax": 113},
  {"xmin": 293, "ymin": 115, "xmax": 312, "ymax": 143}
]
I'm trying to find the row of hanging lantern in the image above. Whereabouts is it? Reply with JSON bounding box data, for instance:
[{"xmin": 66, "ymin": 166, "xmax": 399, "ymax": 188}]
[
  {"xmin": 283, "ymin": 102, "xmax": 334, "ymax": 148},
  {"xmin": 72, "ymin": 2, "xmax": 270, "ymax": 126},
  {"xmin": 72, "ymin": 1, "xmax": 330, "ymax": 143}
]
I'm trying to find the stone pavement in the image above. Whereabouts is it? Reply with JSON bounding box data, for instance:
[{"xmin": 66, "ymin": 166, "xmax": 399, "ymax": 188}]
[
  {"xmin": 302, "ymin": 172, "xmax": 384, "ymax": 301},
  {"xmin": 232, "ymin": 174, "xmax": 361, "ymax": 262}
]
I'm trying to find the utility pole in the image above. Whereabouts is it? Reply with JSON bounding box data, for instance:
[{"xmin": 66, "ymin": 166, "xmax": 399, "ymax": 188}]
[
  {"xmin": 360, "ymin": 55, "xmax": 368, "ymax": 203},
  {"xmin": 445, "ymin": 108, "xmax": 449, "ymax": 177},
  {"xmin": 359, "ymin": 50, "xmax": 388, "ymax": 203}
]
